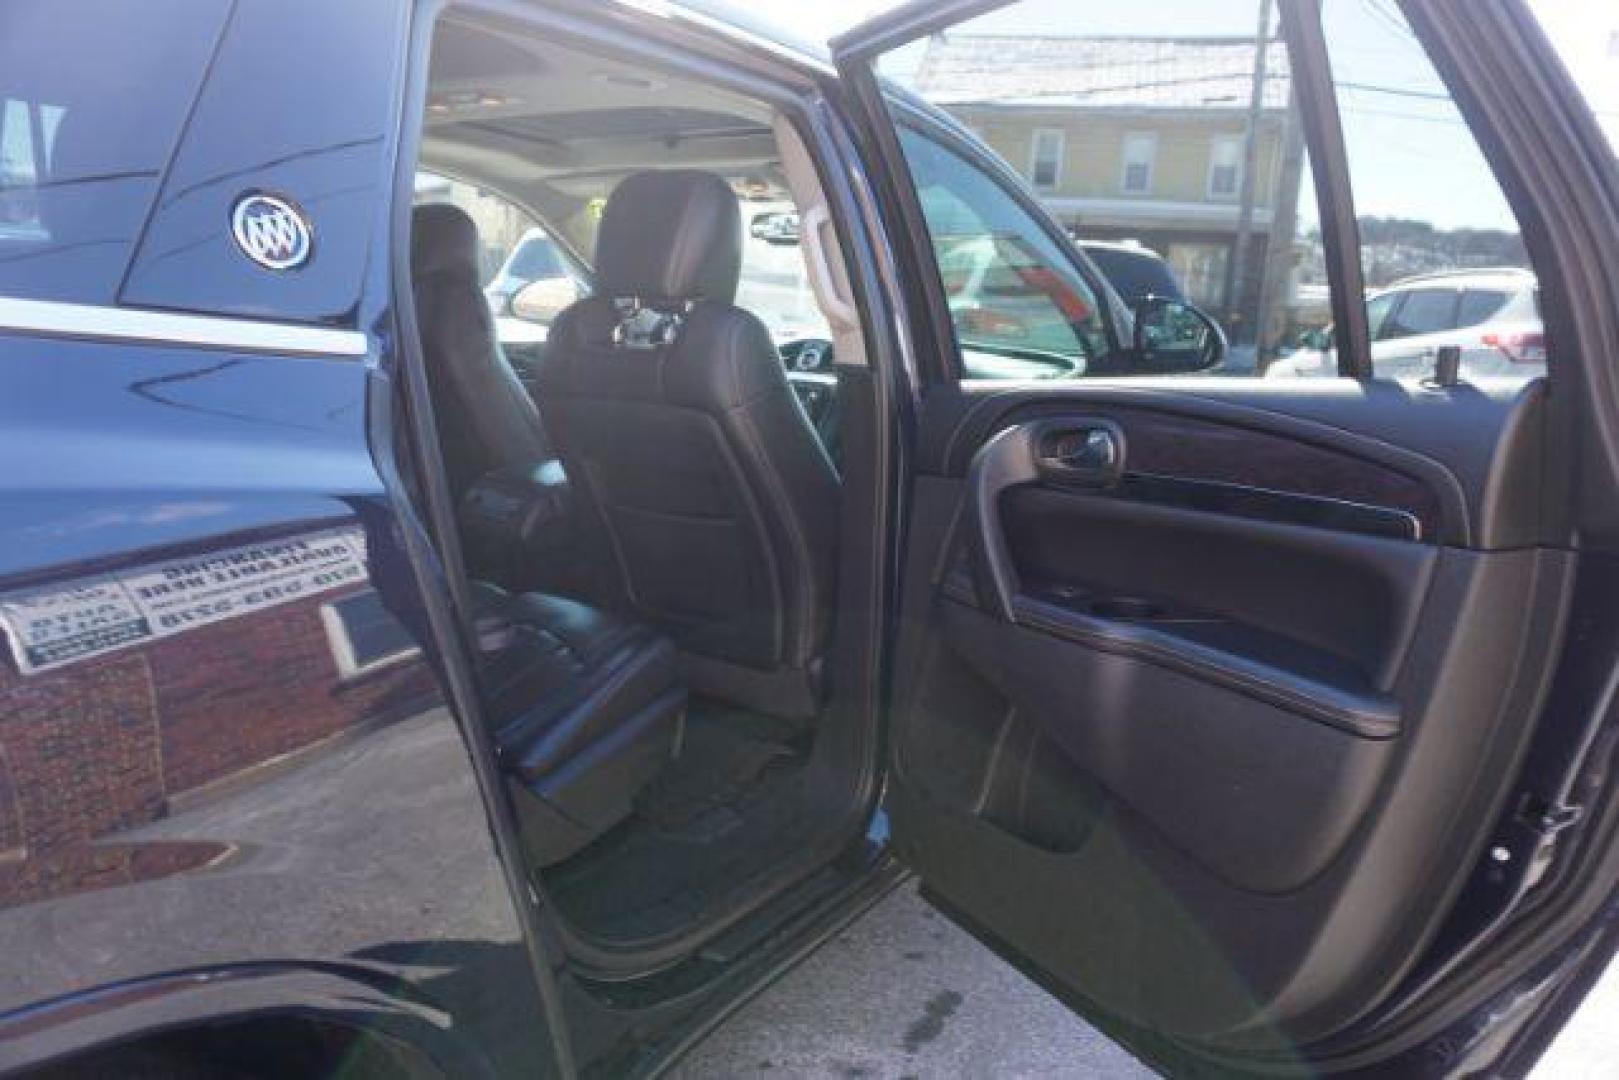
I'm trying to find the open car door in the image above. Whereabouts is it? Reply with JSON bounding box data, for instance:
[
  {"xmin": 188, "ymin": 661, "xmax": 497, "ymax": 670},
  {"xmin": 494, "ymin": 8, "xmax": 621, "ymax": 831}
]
[{"xmin": 833, "ymin": 0, "xmax": 1619, "ymax": 1073}]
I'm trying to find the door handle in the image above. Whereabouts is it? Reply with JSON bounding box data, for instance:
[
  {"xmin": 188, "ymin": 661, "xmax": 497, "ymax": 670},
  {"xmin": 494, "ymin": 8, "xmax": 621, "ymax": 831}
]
[
  {"xmin": 964, "ymin": 419, "xmax": 1127, "ymax": 621},
  {"xmin": 1035, "ymin": 423, "xmax": 1126, "ymax": 487}
]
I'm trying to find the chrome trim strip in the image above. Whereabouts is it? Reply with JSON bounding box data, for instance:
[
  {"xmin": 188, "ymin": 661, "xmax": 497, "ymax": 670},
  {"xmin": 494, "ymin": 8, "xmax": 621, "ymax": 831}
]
[{"xmin": 0, "ymin": 297, "xmax": 369, "ymax": 357}]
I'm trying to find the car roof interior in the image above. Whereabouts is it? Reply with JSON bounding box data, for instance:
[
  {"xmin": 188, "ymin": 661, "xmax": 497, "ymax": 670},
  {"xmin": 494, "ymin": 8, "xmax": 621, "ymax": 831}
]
[{"xmin": 421, "ymin": 18, "xmax": 793, "ymax": 254}]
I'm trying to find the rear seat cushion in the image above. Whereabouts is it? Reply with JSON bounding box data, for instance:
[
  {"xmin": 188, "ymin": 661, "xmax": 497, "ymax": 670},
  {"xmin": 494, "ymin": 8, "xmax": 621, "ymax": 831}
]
[{"xmin": 472, "ymin": 584, "xmax": 685, "ymax": 864}]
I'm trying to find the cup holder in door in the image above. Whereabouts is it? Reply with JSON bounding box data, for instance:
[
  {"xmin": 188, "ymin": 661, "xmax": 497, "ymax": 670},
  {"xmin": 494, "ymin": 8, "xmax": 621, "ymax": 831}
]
[{"xmin": 1089, "ymin": 596, "xmax": 1167, "ymax": 621}]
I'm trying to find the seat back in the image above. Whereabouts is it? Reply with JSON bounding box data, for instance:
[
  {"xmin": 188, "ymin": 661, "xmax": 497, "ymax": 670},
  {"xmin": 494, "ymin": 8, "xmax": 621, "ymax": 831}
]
[
  {"xmin": 538, "ymin": 171, "xmax": 838, "ymax": 719},
  {"xmin": 411, "ymin": 204, "xmax": 550, "ymax": 498}
]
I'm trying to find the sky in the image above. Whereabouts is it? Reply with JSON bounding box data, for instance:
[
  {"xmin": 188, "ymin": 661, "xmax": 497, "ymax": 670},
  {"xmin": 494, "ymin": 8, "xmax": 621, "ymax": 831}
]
[{"xmin": 742, "ymin": 0, "xmax": 1619, "ymax": 231}]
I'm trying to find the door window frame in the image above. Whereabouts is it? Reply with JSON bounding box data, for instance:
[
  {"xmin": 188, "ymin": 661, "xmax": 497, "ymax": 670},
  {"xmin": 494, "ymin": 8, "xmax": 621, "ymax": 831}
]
[
  {"xmin": 857, "ymin": 94, "xmax": 1129, "ymax": 384},
  {"xmin": 834, "ymin": 0, "xmax": 1377, "ymax": 384}
]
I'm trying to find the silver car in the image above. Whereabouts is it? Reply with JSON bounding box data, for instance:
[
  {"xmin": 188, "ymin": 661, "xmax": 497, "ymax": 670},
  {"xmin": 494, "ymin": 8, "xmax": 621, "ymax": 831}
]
[{"xmin": 1267, "ymin": 267, "xmax": 1542, "ymax": 380}]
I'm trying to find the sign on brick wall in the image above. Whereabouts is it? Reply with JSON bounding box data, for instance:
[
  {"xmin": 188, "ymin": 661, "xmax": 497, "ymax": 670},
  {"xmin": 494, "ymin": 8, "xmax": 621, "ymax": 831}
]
[{"xmin": 0, "ymin": 525, "xmax": 369, "ymax": 675}]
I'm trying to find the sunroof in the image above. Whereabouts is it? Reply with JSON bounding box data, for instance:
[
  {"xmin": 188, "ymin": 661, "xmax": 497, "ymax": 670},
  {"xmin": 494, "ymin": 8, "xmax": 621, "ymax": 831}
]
[{"xmin": 483, "ymin": 107, "xmax": 768, "ymax": 145}]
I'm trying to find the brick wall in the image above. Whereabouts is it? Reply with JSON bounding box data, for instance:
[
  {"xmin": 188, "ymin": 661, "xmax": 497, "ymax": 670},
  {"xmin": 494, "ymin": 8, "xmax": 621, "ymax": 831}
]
[{"xmin": 0, "ymin": 586, "xmax": 437, "ymax": 863}]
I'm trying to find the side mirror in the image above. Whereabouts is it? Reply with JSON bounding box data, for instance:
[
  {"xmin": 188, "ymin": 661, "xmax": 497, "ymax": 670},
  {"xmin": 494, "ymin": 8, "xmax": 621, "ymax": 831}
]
[
  {"xmin": 511, "ymin": 276, "xmax": 581, "ymax": 326},
  {"xmin": 1131, "ymin": 295, "xmax": 1226, "ymax": 372}
]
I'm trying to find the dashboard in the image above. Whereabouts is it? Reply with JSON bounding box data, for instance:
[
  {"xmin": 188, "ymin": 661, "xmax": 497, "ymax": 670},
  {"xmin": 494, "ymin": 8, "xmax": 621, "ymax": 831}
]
[
  {"xmin": 778, "ymin": 338, "xmax": 841, "ymax": 465},
  {"xmin": 777, "ymin": 337, "xmax": 836, "ymax": 374}
]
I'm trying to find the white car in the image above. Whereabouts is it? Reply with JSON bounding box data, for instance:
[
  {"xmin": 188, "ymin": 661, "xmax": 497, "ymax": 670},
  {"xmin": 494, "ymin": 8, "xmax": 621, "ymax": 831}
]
[
  {"xmin": 1267, "ymin": 268, "xmax": 1543, "ymax": 380},
  {"xmin": 482, "ymin": 226, "xmax": 587, "ymax": 316}
]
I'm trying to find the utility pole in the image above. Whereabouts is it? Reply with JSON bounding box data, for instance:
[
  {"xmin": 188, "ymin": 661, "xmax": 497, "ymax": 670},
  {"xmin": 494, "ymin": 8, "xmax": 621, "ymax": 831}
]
[
  {"xmin": 1222, "ymin": 0, "xmax": 1274, "ymax": 346},
  {"xmin": 1253, "ymin": 67, "xmax": 1307, "ymax": 371}
]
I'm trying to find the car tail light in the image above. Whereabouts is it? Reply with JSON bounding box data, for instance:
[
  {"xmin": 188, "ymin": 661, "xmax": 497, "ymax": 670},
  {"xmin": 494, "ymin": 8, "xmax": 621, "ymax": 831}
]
[{"xmin": 1482, "ymin": 329, "xmax": 1547, "ymax": 363}]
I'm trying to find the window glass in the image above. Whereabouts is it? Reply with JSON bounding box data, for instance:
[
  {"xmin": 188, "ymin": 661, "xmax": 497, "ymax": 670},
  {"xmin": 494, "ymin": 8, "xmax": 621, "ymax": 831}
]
[
  {"xmin": 1031, "ymin": 130, "xmax": 1064, "ymax": 190},
  {"xmin": 413, "ymin": 172, "xmax": 590, "ymax": 364},
  {"xmin": 421, "ymin": 169, "xmax": 831, "ymax": 355},
  {"xmin": 1457, "ymin": 289, "xmax": 1510, "ymax": 328},
  {"xmin": 734, "ymin": 195, "xmax": 828, "ymax": 344},
  {"xmin": 875, "ymin": 1, "xmax": 1322, "ymax": 380},
  {"xmin": 1314, "ymin": 0, "xmax": 1540, "ymax": 381},
  {"xmin": 900, "ymin": 125, "xmax": 1107, "ymax": 378},
  {"xmin": 1366, "ymin": 289, "xmax": 1397, "ymax": 339},
  {"xmin": 1207, "ymin": 136, "xmax": 1244, "ymax": 199},
  {"xmin": 1120, "ymin": 134, "xmax": 1156, "ymax": 194},
  {"xmin": 1530, "ymin": 5, "xmax": 1619, "ymax": 162},
  {"xmin": 1382, "ymin": 289, "xmax": 1456, "ymax": 340},
  {"xmin": 0, "ymin": 0, "xmax": 228, "ymax": 304}
]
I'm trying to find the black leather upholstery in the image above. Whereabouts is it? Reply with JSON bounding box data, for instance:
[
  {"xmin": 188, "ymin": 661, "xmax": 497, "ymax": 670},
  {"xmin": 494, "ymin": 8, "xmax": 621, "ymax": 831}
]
[
  {"xmin": 594, "ymin": 170, "xmax": 741, "ymax": 304},
  {"xmin": 473, "ymin": 583, "xmax": 684, "ymax": 866},
  {"xmin": 538, "ymin": 171, "xmax": 839, "ymax": 720},
  {"xmin": 411, "ymin": 204, "xmax": 551, "ymax": 499}
]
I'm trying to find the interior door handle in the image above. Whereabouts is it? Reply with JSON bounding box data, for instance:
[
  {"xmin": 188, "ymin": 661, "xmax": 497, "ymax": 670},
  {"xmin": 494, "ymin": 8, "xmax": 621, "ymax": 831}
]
[
  {"xmin": 1036, "ymin": 424, "xmax": 1125, "ymax": 486},
  {"xmin": 964, "ymin": 419, "xmax": 1126, "ymax": 622}
]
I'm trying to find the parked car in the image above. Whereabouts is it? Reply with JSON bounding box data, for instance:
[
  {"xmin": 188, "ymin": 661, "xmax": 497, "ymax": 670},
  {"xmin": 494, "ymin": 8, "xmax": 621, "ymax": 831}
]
[
  {"xmin": 1, "ymin": 2, "xmax": 1616, "ymax": 1079},
  {"xmin": 1266, "ymin": 267, "xmax": 1543, "ymax": 379},
  {"xmin": 481, "ymin": 226, "xmax": 588, "ymax": 316},
  {"xmin": 1077, "ymin": 238, "xmax": 1187, "ymax": 305}
]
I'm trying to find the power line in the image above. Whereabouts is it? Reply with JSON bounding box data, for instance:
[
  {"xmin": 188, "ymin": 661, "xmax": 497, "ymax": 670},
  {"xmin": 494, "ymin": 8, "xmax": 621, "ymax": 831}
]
[{"xmin": 1335, "ymin": 80, "xmax": 1452, "ymax": 102}]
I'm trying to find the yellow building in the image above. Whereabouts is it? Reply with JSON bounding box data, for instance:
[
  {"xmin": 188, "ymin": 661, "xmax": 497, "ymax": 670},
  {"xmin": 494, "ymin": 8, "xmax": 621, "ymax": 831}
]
[{"xmin": 915, "ymin": 33, "xmax": 1305, "ymax": 341}]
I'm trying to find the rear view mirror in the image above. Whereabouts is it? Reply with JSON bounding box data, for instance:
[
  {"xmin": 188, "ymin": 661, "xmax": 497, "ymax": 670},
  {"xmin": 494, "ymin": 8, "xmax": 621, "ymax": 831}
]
[
  {"xmin": 511, "ymin": 276, "xmax": 582, "ymax": 326},
  {"xmin": 1131, "ymin": 296, "xmax": 1227, "ymax": 372}
]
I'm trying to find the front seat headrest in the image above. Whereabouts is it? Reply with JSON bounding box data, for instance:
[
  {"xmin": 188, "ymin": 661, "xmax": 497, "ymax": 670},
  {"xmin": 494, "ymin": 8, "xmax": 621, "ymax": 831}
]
[
  {"xmin": 596, "ymin": 170, "xmax": 740, "ymax": 305},
  {"xmin": 412, "ymin": 203, "xmax": 482, "ymax": 281}
]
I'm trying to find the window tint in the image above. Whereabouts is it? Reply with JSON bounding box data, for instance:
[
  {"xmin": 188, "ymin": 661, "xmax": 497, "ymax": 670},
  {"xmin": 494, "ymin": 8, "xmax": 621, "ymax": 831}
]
[
  {"xmin": 0, "ymin": 0, "xmax": 228, "ymax": 304},
  {"xmin": 1381, "ymin": 289, "xmax": 1457, "ymax": 339},
  {"xmin": 1457, "ymin": 289, "xmax": 1509, "ymax": 327},
  {"xmin": 1366, "ymin": 290, "xmax": 1397, "ymax": 340},
  {"xmin": 898, "ymin": 125, "xmax": 1108, "ymax": 377}
]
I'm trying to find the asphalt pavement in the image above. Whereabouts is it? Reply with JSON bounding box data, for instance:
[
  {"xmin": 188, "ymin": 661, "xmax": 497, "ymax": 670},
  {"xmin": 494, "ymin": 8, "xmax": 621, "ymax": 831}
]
[
  {"xmin": 671, "ymin": 883, "xmax": 1619, "ymax": 1080},
  {"xmin": 669, "ymin": 881, "xmax": 1156, "ymax": 1079}
]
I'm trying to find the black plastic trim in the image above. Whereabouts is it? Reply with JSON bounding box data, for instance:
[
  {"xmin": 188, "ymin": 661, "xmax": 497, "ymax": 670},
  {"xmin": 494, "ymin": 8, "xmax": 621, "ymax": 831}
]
[
  {"xmin": 1114, "ymin": 472, "xmax": 1422, "ymax": 542},
  {"xmin": 937, "ymin": 584, "xmax": 1400, "ymax": 740},
  {"xmin": 1279, "ymin": 0, "xmax": 1371, "ymax": 378}
]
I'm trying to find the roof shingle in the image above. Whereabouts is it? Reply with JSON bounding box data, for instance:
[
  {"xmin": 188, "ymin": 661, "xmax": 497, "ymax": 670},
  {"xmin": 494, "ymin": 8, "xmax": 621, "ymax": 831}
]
[{"xmin": 911, "ymin": 34, "xmax": 1292, "ymax": 111}]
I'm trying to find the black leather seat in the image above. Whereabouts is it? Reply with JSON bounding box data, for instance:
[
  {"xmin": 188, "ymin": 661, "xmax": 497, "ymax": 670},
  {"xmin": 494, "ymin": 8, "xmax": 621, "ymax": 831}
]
[
  {"xmin": 472, "ymin": 583, "xmax": 685, "ymax": 866},
  {"xmin": 538, "ymin": 170, "xmax": 839, "ymax": 722},
  {"xmin": 411, "ymin": 203, "xmax": 552, "ymax": 501}
]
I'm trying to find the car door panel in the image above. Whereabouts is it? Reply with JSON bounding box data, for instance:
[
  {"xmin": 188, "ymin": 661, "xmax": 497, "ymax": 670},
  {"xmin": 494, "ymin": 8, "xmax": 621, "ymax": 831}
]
[
  {"xmin": 886, "ymin": 380, "xmax": 1570, "ymax": 1044},
  {"xmin": 828, "ymin": 0, "xmax": 1619, "ymax": 1068}
]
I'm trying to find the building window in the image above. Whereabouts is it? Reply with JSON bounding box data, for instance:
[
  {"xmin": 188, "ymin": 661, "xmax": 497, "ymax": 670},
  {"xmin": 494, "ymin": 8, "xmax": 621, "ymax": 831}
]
[
  {"xmin": 1119, "ymin": 132, "xmax": 1156, "ymax": 195},
  {"xmin": 321, "ymin": 589, "xmax": 419, "ymax": 680},
  {"xmin": 1029, "ymin": 129, "xmax": 1064, "ymax": 190},
  {"xmin": 1208, "ymin": 135, "xmax": 1244, "ymax": 198}
]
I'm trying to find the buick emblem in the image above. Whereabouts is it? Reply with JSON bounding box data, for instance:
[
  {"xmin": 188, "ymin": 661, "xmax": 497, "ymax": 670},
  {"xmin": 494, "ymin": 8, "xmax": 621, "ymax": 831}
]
[{"xmin": 231, "ymin": 193, "xmax": 312, "ymax": 270}]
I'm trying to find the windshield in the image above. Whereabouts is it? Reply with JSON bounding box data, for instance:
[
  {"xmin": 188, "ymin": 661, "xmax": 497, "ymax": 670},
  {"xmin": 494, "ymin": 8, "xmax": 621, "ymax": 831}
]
[{"xmin": 733, "ymin": 197, "xmax": 831, "ymax": 343}]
